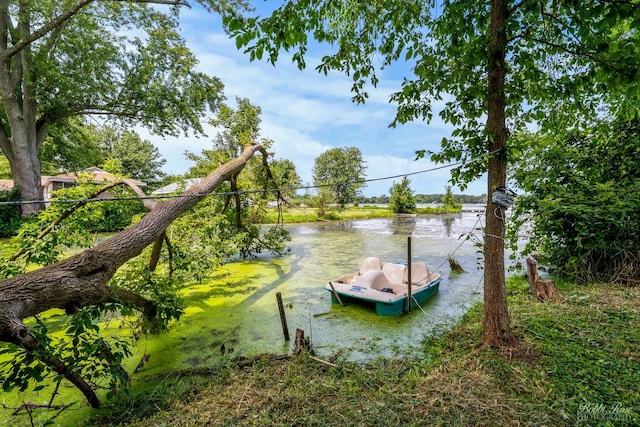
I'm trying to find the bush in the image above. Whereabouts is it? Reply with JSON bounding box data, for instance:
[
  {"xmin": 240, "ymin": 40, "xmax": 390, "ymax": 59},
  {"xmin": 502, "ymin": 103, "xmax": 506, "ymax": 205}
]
[
  {"xmin": 389, "ymin": 177, "xmax": 416, "ymax": 214},
  {"xmin": 511, "ymin": 119, "xmax": 640, "ymax": 283},
  {"xmin": 0, "ymin": 188, "xmax": 21, "ymax": 237}
]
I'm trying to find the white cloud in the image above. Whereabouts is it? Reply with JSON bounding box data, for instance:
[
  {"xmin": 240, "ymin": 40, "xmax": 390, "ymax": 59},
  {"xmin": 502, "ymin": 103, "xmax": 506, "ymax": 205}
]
[{"xmin": 144, "ymin": 6, "xmax": 487, "ymax": 196}]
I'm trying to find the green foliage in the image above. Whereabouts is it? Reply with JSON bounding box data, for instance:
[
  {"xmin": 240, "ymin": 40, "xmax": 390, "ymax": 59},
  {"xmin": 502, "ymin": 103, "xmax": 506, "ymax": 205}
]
[
  {"xmin": 0, "ymin": 188, "xmax": 21, "ymax": 237},
  {"xmin": 441, "ymin": 185, "xmax": 462, "ymax": 211},
  {"xmin": 311, "ymin": 187, "xmax": 335, "ymax": 218},
  {"xmin": 185, "ymin": 97, "xmax": 300, "ymax": 223},
  {"xmin": 29, "ymin": 3, "xmax": 225, "ymax": 137},
  {"xmin": 98, "ymin": 127, "xmax": 167, "ymax": 184},
  {"xmin": 312, "ymin": 147, "xmax": 367, "ymax": 208},
  {"xmin": 510, "ymin": 119, "xmax": 640, "ymax": 283},
  {"xmin": 268, "ymin": 158, "xmax": 302, "ymax": 201},
  {"xmin": 225, "ymin": 0, "xmax": 640, "ymax": 188},
  {"xmin": 388, "ymin": 177, "xmax": 416, "ymax": 214},
  {"xmin": 39, "ymin": 118, "xmax": 105, "ymax": 175}
]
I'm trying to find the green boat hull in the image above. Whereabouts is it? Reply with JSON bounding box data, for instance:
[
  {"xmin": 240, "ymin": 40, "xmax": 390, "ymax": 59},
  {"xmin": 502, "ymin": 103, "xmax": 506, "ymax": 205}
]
[{"xmin": 329, "ymin": 278, "xmax": 441, "ymax": 316}]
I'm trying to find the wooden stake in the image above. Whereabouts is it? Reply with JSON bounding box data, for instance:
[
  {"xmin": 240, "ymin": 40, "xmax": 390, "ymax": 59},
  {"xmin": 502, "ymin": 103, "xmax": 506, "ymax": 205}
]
[
  {"xmin": 276, "ymin": 292, "xmax": 290, "ymax": 341},
  {"xmin": 407, "ymin": 236, "xmax": 412, "ymax": 313}
]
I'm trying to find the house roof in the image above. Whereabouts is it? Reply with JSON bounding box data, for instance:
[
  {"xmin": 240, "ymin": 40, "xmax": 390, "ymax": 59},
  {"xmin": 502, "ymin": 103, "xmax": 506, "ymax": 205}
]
[
  {"xmin": 0, "ymin": 179, "xmax": 14, "ymax": 190},
  {"xmin": 0, "ymin": 167, "xmax": 146, "ymax": 191},
  {"xmin": 45, "ymin": 167, "xmax": 145, "ymax": 187},
  {"xmin": 151, "ymin": 178, "xmax": 202, "ymax": 196}
]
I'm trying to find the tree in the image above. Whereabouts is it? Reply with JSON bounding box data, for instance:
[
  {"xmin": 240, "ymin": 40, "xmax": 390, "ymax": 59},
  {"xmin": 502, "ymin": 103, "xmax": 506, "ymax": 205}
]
[
  {"xmin": 389, "ymin": 177, "xmax": 416, "ymax": 214},
  {"xmin": 184, "ymin": 97, "xmax": 298, "ymax": 226},
  {"xmin": 0, "ymin": 0, "xmax": 245, "ymax": 216},
  {"xmin": 269, "ymin": 158, "xmax": 302, "ymax": 201},
  {"xmin": 98, "ymin": 126, "xmax": 167, "ymax": 184},
  {"xmin": 441, "ymin": 185, "xmax": 461, "ymax": 211},
  {"xmin": 224, "ymin": 0, "xmax": 640, "ymax": 347},
  {"xmin": 312, "ymin": 147, "xmax": 366, "ymax": 208},
  {"xmin": 0, "ymin": 143, "xmax": 288, "ymax": 408},
  {"xmin": 38, "ymin": 118, "xmax": 104, "ymax": 175},
  {"xmin": 511, "ymin": 119, "xmax": 640, "ymax": 284}
]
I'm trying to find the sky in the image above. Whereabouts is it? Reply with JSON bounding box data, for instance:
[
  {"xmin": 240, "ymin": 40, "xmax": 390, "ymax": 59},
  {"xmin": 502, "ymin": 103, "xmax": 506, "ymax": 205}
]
[{"xmin": 144, "ymin": 4, "xmax": 487, "ymax": 197}]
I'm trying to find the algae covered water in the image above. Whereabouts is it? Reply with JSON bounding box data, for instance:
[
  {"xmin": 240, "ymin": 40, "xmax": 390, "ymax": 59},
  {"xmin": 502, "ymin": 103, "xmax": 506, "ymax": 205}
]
[{"xmin": 144, "ymin": 212, "xmax": 492, "ymax": 372}]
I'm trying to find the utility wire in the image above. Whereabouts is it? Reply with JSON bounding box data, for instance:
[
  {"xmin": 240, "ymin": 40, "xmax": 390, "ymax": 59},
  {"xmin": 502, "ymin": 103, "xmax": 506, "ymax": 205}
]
[{"xmin": 0, "ymin": 149, "xmax": 500, "ymax": 206}]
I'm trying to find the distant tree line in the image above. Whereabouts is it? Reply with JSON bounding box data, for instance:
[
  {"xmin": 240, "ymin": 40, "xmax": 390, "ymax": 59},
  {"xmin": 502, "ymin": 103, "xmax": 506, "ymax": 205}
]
[{"xmin": 355, "ymin": 193, "xmax": 486, "ymax": 205}]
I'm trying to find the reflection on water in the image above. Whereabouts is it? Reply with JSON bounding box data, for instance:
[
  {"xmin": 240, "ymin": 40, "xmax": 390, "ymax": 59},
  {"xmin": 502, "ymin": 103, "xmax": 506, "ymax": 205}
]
[{"xmin": 158, "ymin": 212, "xmax": 502, "ymax": 364}]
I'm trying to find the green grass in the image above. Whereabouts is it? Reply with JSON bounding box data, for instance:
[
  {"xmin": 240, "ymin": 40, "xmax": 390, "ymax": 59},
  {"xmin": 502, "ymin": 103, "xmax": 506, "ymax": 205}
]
[
  {"xmin": 75, "ymin": 277, "xmax": 639, "ymax": 426},
  {"xmin": 260, "ymin": 205, "xmax": 396, "ymax": 224}
]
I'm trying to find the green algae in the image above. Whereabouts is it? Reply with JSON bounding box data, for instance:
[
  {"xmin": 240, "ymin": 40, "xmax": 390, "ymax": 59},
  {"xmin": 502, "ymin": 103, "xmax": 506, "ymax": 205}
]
[{"xmin": 0, "ymin": 214, "xmax": 492, "ymax": 425}]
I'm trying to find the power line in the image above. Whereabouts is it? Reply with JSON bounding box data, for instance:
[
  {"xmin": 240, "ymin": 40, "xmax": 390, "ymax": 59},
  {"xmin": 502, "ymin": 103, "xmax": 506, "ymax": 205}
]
[{"xmin": 0, "ymin": 150, "xmax": 498, "ymax": 206}]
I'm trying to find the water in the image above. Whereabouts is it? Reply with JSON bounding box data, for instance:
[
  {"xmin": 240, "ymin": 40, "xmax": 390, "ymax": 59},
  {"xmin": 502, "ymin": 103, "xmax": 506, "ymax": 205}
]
[{"xmin": 166, "ymin": 211, "xmax": 491, "ymax": 364}]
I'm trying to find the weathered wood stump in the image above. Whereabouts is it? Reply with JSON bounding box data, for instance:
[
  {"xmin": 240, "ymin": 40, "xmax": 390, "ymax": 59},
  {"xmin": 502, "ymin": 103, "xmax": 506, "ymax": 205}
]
[
  {"xmin": 526, "ymin": 256, "xmax": 557, "ymax": 301},
  {"xmin": 294, "ymin": 328, "xmax": 312, "ymax": 355}
]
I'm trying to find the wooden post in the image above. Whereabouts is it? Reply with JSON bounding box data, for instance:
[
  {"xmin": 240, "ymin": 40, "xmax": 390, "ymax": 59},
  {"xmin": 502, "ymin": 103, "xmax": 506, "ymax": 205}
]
[
  {"xmin": 276, "ymin": 292, "xmax": 290, "ymax": 341},
  {"xmin": 328, "ymin": 282, "xmax": 344, "ymax": 307},
  {"xmin": 407, "ymin": 236, "xmax": 412, "ymax": 313},
  {"xmin": 525, "ymin": 256, "xmax": 557, "ymax": 301}
]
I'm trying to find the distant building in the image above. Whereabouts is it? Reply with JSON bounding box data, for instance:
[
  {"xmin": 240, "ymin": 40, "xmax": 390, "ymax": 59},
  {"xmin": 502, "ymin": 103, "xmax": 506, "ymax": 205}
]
[
  {"xmin": 0, "ymin": 167, "xmax": 146, "ymax": 202},
  {"xmin": 151, "ymin": 178, "xmax": 202, "ymax": 197}
]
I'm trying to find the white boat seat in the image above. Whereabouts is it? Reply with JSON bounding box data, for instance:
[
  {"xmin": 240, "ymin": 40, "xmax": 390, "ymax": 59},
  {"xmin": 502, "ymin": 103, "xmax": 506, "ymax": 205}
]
[
  {"xmin": 359, "ymin": 257, "xmax": 382, "ymax": 275},
  {"xmin": 382, "ymin": 263, "xmax": 407, "ymax": 285},
  {"xmin": 354, "ymin": 270, "xmax": 390, "ymax": 290},
  {"xmin": 405, "ymin": 262, "xmax": 431, "ymax": 285}
]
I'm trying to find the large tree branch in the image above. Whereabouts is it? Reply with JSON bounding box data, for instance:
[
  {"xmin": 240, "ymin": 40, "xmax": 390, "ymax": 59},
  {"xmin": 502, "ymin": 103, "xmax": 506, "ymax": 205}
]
[
  {"xmin": 0, "ymin": 143, "xmax": 265, "ymax": 337},
  {"xmin": 0, "ymin": 144, "xmax": 267, "ymax": 407},
  {"xmin": 8, "ymin": 178, "xmax": 156, "ymax": 262}
]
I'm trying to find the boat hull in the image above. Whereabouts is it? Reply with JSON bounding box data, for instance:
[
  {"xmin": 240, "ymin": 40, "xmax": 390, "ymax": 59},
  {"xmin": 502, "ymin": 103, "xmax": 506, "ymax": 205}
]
[{"xmin": 326, "ymin": 277, "xmax": 441, "ymax": 316}]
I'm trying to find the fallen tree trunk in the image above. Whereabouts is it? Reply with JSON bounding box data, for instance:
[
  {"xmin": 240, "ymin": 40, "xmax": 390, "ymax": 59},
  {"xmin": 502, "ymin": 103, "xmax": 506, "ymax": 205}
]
[{"xmin": 0, "ymin": 143, "xmax": 267, "ymax": 407}]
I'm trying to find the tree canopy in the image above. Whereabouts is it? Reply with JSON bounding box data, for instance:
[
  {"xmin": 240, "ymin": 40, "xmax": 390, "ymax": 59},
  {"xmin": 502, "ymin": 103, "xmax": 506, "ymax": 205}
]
[
  {"xmin": 0, "ymin": 0, "xmax": 248, "ymax": 215},
  {"xmin": 185, "ymin": 97, "xmax": 300, "ymax": 223},
  {"xmin": 312, "ymin": 146, "xmax": 366, "ymax": 208},
  {"xmin": 223, "ymin": 0, "xmax": 640, "ymax": 346},
  {"xmin": 97, "ymin": 127, "xmax": 167, "ymax": 184}
]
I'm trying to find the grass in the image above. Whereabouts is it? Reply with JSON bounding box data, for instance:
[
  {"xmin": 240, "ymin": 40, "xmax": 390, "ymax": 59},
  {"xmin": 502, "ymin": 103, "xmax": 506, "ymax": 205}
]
[
  {"xmin": 260, "ymin": 205, "xmax": 462, "ymax": 224},
  {"xmin": 79, "ymin": 276, "xmax": 639, "ymax": 426},
  {"xmin": 260, "ymin": 205, "xmax": 395, "ymax": 224}
]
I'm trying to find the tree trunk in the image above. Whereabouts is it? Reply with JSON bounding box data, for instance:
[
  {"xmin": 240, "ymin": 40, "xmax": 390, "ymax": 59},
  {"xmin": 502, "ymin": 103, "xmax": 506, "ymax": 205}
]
[
  {"xmin": 0, "ymin": 143, "xmax": 267, "ymax": 406},
  {"xmin": 6, "ymin": 145, "xmax": 44, "ymax": 216},
  {"xmin": 482, "ymin": 0, "xmax": 515, "ymax": 347},
  {"xmin": 0, "ymin": 3, "xmax": 45, "ymax": 217},
  {"xmin": 0, "ymin": 72, "xmax": 45, "ymax": 216}
]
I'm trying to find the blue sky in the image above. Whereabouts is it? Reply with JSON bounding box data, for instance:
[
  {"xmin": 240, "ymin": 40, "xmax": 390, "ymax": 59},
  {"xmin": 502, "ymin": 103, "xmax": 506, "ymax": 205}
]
[{"xmin": 146, "ymin": 4, "xmax": 487, "ymax": 197}]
